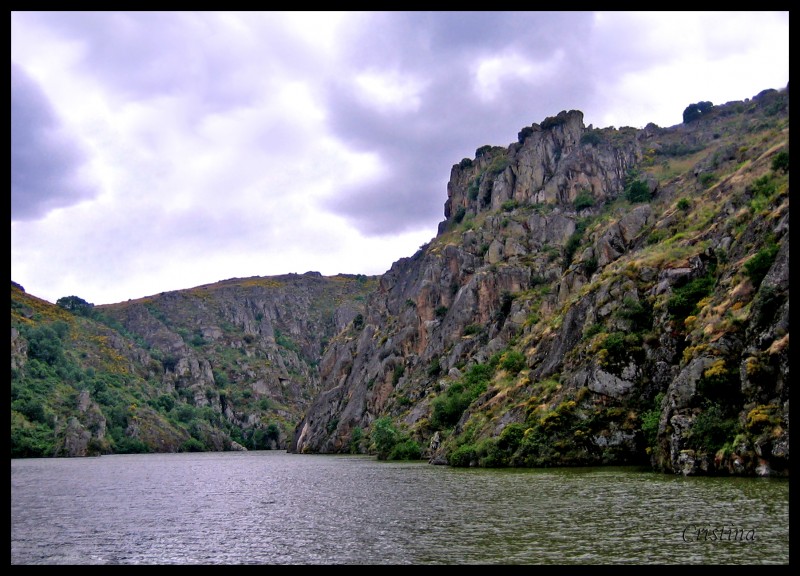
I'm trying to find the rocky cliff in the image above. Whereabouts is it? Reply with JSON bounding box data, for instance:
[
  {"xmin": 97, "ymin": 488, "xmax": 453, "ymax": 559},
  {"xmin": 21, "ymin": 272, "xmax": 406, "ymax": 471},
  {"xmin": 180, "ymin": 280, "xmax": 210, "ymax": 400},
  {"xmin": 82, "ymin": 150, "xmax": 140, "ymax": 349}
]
[
  {"xmin": 11, "ymin": 273, "xmax": 376, "ymax": 456},
  {"xmin": 11, "ymin": 87, "xmax": 789, "ymax": 477},
  {"xmin": 289, "ymin": 88, "xmax": 789, "ymax": 477}
]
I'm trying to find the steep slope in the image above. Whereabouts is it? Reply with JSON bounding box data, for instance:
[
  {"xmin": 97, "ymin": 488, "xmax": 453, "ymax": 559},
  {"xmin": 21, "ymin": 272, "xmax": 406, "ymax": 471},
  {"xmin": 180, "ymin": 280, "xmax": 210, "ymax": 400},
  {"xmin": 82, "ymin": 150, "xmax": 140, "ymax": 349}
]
[
  {"xmin": 11, "ymin": 273, "xmax": 376, "ymax": 456},
  {"xmin": 289, "ymin": 88, "xmax": 789, "ymax": 477}
]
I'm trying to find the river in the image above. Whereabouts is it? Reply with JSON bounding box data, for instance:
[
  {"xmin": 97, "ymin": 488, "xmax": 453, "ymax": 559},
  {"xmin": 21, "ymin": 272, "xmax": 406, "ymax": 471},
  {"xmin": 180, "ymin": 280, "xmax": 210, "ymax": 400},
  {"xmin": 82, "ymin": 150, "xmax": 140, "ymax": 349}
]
[{"xmin": 10, "ymin": 450, "xmax": 789, "ymax": 565}]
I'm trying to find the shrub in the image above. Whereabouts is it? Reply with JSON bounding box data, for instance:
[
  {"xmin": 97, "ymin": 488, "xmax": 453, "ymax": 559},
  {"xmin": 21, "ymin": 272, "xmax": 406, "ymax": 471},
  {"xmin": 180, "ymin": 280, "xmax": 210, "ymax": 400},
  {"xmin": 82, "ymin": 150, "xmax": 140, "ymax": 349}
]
[
  {"xmin": 463, "ymin": 324, "xmax": 483, "ymax": 336},
  {"xmin": 392, "ymin": 364, "xmax": 405, "ymax": 386},
  {"xmin": 498, "ymin": 423, "xmax": 526, "ymax": 452},
  {"xmin": 180, "ymin": 438, "xmax": 206, "ymax": 452},
  {"xmin": 448, "ymin": 444, "xmax": 477, "ymax": 467},
  {"xmin": 699, "ymin": 172, "xmax": 718, "ymax": 188},
  {"xmin": 499, "ymin": 350, "xmax": 526, "ymax": 374},
  {"xmin": 563, "ymin": 231, "xmax": 583, "ymax": 266},
  {"xmin": 748, "ymin": 175, "xmax": 777, "ymax": 198},
  {"xmin": 475, "ymin": 145, "xmax": 492, "ymax": 158},
  {"xmin": 582, "ymin": 257, "xmax": 598, "ymax": 276},
  {"xmin": 580, "ymin": 131, "xmax": 602, "ymax": 146},
  {"xmin": 24, "ymin": 324, "xmax": 66, "ymax": 366},
  {"xmin": 616, "ymin": 296, "xmax": 652, "ymax": 331},
  {"xmin": 431, "ymin": 384, "xmax": 471, "ymax": 429},
  {"xmin": 467, "ymin": 178, "xmax": 480, "ymax": 201},
  {"xmin": 349, "ymin": 427, "xmax": 364, "ymax": 453},
  {"xmin": 601, "ymin": 331, "xmax": 626, "ymax": 358},
  {"xmin": 388, "ymin": 439, "xmax": 422, "ymax": 460},
  {"xmin": 625, "ymin": 180, "xmax": 651, "ymax": 203},
  {"xmin": 427, "ymin": 357, "xmax": 441, "ymax": 377},
  {"xmin": 687, "ymin": 403, "xmax": 738, "ymax": 453},
  {"xmin": 641, "ymin": 392, "xmax": 664, "ymax": 451},
  {"xmin": 487, "ymin": 156, "xmax": 511, "ymax": 175},
  {"xmin": 771, "ymin": 150, "xmax": 789, "ymax": 173},
  {"xmin": 501, "ymin": 199, "xmax": 518, "ymax": 212},
  {"xmin": 677, "ymin": 198, "xmax": 691, "ymax": 211},
  {"xmin": 743, "ymin": 243, "xmax": 779, "ymax": 287},
  {"xmin": 573, "ymin": 190, "xmax": 595, "ymax": 211},
  {"xmin": 666, "ymin": 274, "xmax": 715, "ymax": 319},
  {"xmin": 431, "ymin": 364, "xmax": 492, "ymax": 429},
  {"xmin": 541, "ymin": 112, "xmax": 568, "ymax": 130}
]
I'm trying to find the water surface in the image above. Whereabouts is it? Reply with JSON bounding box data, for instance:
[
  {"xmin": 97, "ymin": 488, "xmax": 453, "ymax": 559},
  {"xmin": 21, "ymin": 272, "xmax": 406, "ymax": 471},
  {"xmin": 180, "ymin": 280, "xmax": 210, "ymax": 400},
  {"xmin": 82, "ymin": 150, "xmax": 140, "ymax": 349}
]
[{"xmin": 11, "ymin": 451, "xmax": 789, "ymax": 564}]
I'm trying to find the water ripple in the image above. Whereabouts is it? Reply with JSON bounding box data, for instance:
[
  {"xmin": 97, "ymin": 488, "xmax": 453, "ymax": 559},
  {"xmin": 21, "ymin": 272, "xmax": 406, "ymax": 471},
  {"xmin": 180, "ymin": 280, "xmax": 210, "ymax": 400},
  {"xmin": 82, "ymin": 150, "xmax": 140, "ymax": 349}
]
[{"xmin": 11, "ymin": 453, "xmax": 789, "ymax": 565}]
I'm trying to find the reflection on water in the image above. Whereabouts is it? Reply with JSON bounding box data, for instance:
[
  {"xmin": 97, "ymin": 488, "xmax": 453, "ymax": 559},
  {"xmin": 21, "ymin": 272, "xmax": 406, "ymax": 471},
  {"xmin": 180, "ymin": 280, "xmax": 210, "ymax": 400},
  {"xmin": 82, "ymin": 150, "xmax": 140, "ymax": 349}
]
[{"xmin": 11, "ymin": 451, "xmax": 789, "ymax": 565}]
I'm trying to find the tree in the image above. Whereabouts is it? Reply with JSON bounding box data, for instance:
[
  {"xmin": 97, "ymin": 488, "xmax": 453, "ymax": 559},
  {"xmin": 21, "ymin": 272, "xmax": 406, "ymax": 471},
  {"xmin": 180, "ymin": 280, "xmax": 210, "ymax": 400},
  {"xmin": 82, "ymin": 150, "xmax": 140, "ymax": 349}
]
[
  {"xmin": 371, "ymin": 416, "xmax": 399, "ymax": 459},
  {"xmin": 683, "ymin": 101, "xmax": 714, "ymax": 123},
  {"xmin": 56, "ymin": 295, "xmax": 95, "ymax": 316}
]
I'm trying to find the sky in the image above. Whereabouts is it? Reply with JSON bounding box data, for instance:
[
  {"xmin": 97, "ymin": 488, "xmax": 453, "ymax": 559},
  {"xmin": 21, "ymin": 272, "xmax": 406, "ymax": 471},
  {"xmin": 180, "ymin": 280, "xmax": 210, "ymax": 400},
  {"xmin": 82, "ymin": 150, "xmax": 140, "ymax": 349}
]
[{"xmin": 11, "ymin": 11, "xmax": 789, "ymax": 306}]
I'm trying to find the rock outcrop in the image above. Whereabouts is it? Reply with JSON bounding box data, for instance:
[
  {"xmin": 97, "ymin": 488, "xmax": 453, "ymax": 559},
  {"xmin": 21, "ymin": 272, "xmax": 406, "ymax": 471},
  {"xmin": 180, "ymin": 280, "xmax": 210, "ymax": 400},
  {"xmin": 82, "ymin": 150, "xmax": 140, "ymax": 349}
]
[{"xmin": 289, "ymin": 88, "xmax": 789, "ymax": 477}]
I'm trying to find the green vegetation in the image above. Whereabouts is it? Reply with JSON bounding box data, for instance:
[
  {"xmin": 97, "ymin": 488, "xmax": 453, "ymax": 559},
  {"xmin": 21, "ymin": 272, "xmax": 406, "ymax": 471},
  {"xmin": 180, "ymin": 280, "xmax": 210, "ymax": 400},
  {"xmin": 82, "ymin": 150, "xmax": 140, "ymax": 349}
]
[
  {"xmin": 666, "ymin": 274, "xmax": 716, "ymax": 320},
  {"xmin": 743, "ymin": 242, "xmax": 779, "ymax": 287},
  {"xmin": 580, "ymin": 131, "xmax": 602, "ymax": 146},
  {"xmin": 640, "ymin": 392, "xmax": 664, "ymax": 452},
  {"xmin": 698, "ymin": 172, "xmax": 718, "ymax": 189},
  {"xmin": 687, "ymin": 403, "xmax": 738, "ymax": 453},
  {"xmin": 771, "ymin": 150, "xmax": 789, "ymax": 173},
  {"xmin": 517, "ymin": 126, "xmax": 534, "ymax": 143},
  {"xmin": 501, "ymin": 199, "xmax": 518, "ymax": 212},
  {"xmin": 475, "ymin": 145, "xmax": 492, "ymax": 158},
  {"xmin": 625, "ymin": 179, "xmax": 651, "ymax": 203},
  {"xmin": 563, "ymin": 218, "xmax": 591, "ymax": 267},
  {"xmin": 468, "ymin": 177, "xmax": 481, "ymax": 201},
  {"xmin": 430, "ymin": 363, "xmax": 493, "ymax": 429},
  {"xmin": 682, "ymin": 100, "xmax": 714, "ymax": 123},
  {"xmin": 573, "ymin": 189, "xmax": 595, "ymax": 211},
  {"xmin": 370, "ymin": 416, "xmax": 421, "ymax": 460},
  {"xmin": 488, "ymin": 156, "xmax": 511, "ymax": 175}
]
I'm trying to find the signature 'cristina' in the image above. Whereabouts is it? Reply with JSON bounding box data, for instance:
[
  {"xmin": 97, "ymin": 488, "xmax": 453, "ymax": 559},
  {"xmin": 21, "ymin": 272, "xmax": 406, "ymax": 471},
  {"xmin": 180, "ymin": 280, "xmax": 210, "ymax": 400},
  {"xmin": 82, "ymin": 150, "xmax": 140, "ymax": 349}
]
[{"xmin": 683, "ymin": 525, "xmax": 757, "ymax": 542}]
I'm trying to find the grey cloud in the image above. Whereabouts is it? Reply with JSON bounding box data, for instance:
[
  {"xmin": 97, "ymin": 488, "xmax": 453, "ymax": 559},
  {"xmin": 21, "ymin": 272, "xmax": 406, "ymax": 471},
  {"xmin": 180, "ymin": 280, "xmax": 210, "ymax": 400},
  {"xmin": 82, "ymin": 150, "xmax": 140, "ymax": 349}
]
[
  {"xmin": 11, "ymin": 63, "xmax": 97, "ymax": 221},
  {"xmin": 22, "ymin": 11, "xmax": 323, "ymax": 113},
  {"xmin": 318, "ymin": 12, "xmax": 602, "ymax": 236}
]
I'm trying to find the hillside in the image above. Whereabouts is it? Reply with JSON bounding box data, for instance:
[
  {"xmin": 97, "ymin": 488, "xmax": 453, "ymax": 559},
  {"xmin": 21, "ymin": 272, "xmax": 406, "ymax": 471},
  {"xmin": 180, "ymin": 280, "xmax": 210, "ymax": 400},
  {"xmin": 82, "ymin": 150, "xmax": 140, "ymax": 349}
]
[
  {"xmin": 288, "ymin": 88, "xmax": 789, "ymax": 477},
  {"xmin": 11, "ymin": 86, "xmax": 789, "ymax": 476},
  {"xmin": 11, "ymin": 273, "xmax": 376, "ymax": 456}
]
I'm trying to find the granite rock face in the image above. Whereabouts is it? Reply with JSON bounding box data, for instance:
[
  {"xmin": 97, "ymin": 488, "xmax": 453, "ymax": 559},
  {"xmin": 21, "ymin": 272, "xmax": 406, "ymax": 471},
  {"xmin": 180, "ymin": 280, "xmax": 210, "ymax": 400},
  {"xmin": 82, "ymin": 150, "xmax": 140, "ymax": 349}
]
[{"xmin": 290, "ymin": 89, "xmax": 789, "ymax": 477}]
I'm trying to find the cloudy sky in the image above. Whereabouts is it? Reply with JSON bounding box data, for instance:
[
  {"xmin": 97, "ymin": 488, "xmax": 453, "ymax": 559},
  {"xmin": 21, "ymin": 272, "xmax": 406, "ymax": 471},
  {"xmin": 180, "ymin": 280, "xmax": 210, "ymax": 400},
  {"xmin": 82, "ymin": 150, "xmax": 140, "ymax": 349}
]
[{"xmin": 11, "ymin": 11, "xmax": 789, "ymax": 305}]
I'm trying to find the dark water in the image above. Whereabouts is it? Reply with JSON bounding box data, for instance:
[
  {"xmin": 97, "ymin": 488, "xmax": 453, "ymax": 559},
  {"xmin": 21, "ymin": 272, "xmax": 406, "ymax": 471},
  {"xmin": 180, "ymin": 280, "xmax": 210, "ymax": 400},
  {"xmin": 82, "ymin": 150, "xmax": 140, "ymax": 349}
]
[{"xmin": 10, "ymin": 451, "xmax": 789, "ymax": 565}]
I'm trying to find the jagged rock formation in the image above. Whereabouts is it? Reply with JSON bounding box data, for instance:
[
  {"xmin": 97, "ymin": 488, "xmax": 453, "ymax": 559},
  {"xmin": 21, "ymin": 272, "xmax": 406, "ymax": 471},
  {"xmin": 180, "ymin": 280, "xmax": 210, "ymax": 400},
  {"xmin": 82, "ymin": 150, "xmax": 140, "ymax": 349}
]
[{"xmin": 289, "ymin": 88, "xmax": 789, "ymax": 477}]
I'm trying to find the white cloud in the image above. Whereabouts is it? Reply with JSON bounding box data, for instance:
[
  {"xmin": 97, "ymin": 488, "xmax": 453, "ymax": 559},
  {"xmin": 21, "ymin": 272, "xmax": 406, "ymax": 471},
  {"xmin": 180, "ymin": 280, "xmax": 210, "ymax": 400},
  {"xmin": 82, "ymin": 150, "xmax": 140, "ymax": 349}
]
[
  {"xmin": 474, "ymin": 49, "xmax": 564, "ymax": 102},
  {"xmin": 354, "ymin": 70, "xmax": 428, "ymax": 114},
  {"xmin": 10, "ymin": 11, "xmax": 789, "ymax": 305}
]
